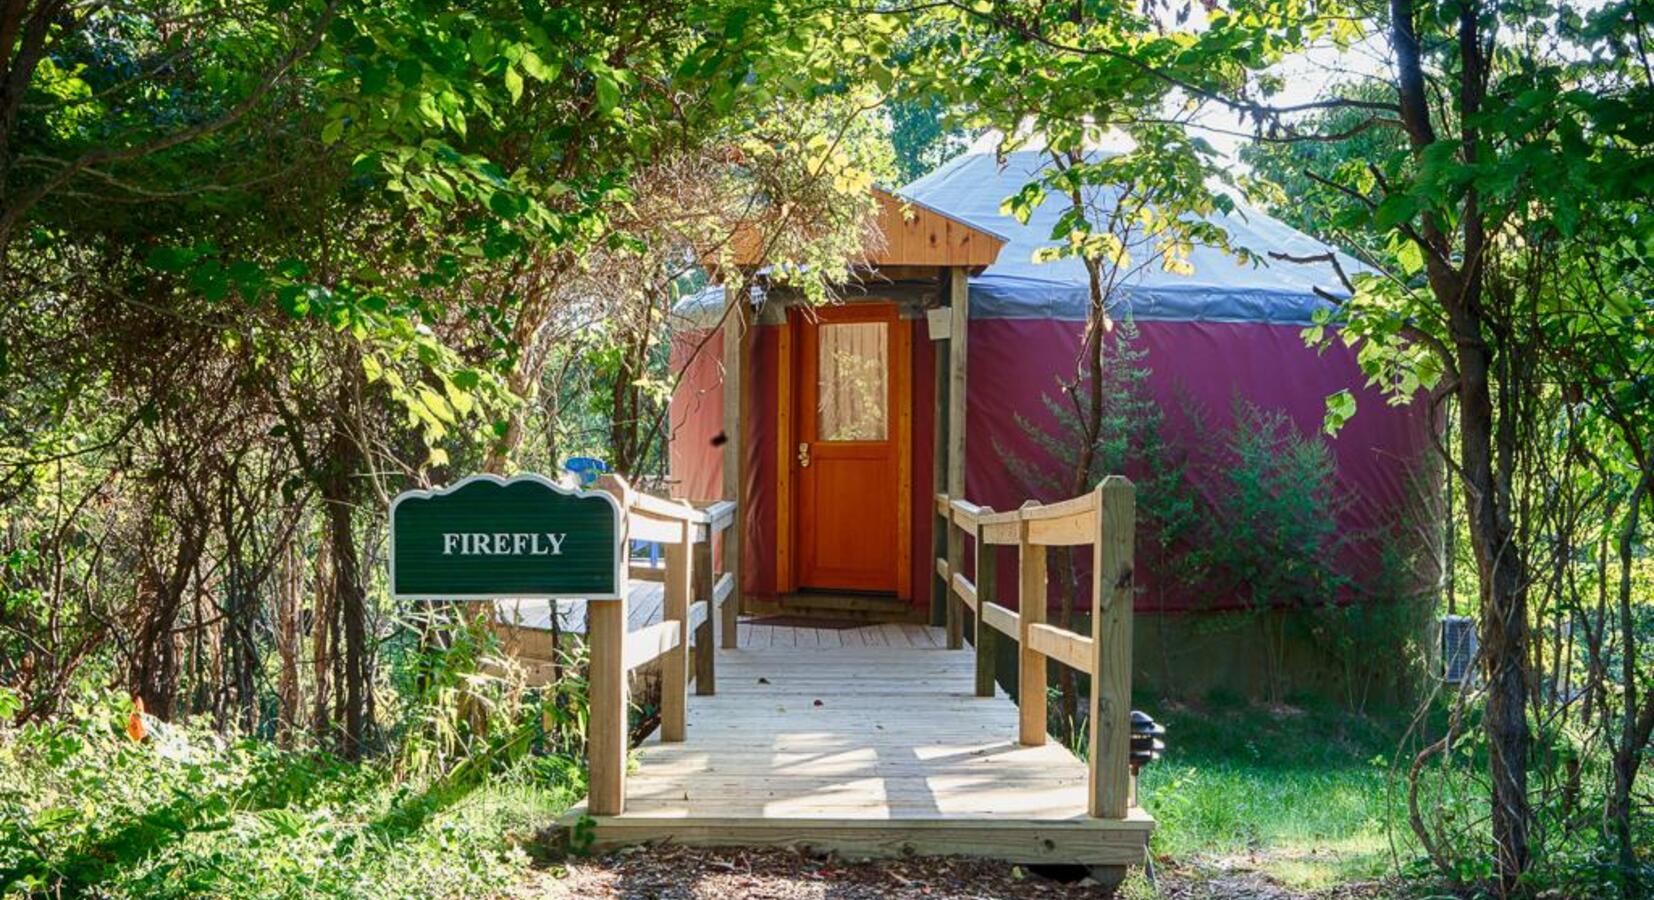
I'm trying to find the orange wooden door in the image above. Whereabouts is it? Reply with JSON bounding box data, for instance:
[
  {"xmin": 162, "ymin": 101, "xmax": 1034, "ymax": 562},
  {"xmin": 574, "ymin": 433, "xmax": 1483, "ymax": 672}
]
[{"xmin": 795, "ymin": 305, "xmax": 902, "ymax": 593}]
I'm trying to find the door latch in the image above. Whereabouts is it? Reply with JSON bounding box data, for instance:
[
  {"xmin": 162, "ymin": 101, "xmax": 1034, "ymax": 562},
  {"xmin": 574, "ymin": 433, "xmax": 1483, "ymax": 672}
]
[{"xmin": 797, "ymin": 442, "xmax": 811, "ymax": 468}]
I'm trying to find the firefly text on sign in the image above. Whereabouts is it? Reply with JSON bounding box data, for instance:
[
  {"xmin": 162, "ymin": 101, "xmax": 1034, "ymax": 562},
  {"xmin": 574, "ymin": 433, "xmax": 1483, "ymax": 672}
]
[{"xmin": 442, "ymin": 532, "xmax": 568, "ymax": 556}]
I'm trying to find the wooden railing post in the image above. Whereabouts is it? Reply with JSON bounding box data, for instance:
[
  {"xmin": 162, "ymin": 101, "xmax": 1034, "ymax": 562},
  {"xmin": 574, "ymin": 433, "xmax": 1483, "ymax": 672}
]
[
  {"xmin": 945, "ymin": 515, "xmax": 964, "ymax": 650},
  {"xmin": 661, "ymin": 521, "xmax": 691, "ymax": 742},
  {"xmin": 588, "ymin": 591, "xmax": 628, "ymax": 815},
  {"xmin": 720, "ymin": 525, "xmax": 739, "ymax": 650},
  {"xmin": 1017, "ymin": 507, "xmax": 1047, "ymax": 746},
  {"xmin": 1089, "ymin": 477, "xmax": 1135, "ymax": 818},
  {"xmin": 974, "ymin": 515, "xmax": 997, "ymax": 697},
  {"xmin": 693, "ymin": 534, "xmax": 715, "ymax": 695}
]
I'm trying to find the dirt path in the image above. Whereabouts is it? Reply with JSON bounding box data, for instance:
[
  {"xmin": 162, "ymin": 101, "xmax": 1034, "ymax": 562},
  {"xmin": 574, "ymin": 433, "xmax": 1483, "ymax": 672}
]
[{"xmin": 506, "ymin": 845, "xmax": 1394, "ymax": 899}]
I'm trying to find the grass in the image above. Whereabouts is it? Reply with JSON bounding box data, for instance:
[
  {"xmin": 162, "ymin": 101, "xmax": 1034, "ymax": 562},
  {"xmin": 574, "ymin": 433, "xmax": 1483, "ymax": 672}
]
[
  {"xmin": 1134, "ymin": 692, "xmax": 1413, "ymax": 890},
  {"xmin": 0, "ymin": 697, "xmax": 584, "ymax": 899}
]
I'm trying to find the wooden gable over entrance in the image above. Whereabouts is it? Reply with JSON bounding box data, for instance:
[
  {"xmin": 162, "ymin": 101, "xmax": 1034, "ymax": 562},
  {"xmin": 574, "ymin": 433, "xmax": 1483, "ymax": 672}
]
[
  {"xmin": 860, "ymin": 187, "xmax": 1006, "ymax": 275},
  {"xmin": 717, "ymin": 187, "xmax": 1007, "ymax": 281},
  {"xmin": 714, "ymin": 186, "xmax": 1006, "ymax": 633}
]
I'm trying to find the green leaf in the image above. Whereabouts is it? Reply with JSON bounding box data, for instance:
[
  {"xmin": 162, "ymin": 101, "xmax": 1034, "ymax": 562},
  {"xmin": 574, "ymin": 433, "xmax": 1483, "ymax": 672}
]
[
  {"xmin": 1372, "ymin": 193, "xmax": 1416, "ymax": 230},
  {"xmin": 396, "ymin": 59, "xmax": 423, "ymax": 88},
  {"xmin": 444, "ymin": 379, "xmax": 474, "ymax": 415},
  {"xmin": 1323, "ymin": 389, "xmax": 1357, "ymax": 436},
  {"xmin": 520, "ymin": 50, "xmax": 552, "ymax": 82},
  {"xmin": 418, "ymin": 386, "xmax": 456, "ymax": 424},
  {"xmin": 504, "ymin": 65, "xmax": 524, "ymax": 103},
  {"xmin": 258, "ymin": 809, "xmax": 305, "ymax": 837},
  {"xmin": 1393, "ymin": 239, "xmax": 1423, "ymax": 276},
  {"xmin": 595, "ymin": 72, "xmax": 620, "ymax": 113},
  {"xmin": 467, "ymin": 27, "xmax": 494, "ymax": 65},
  {"xmin": 145, "ymin": 246, "xmax": 196, "ymax": 273},
  {"xmin": 321, "ymin": 116, "xmax": 345, "ymax": 145},
  {"xmin": 488, "ymin": 191, "xmax": 524, "ymax": 219}
]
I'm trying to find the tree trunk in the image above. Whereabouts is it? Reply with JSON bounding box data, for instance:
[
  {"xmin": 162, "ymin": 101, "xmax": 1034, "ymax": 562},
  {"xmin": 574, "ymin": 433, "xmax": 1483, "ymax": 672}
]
[
  {"xmin": 323, "ymin": 394, "xmax": 369, "ymax": 758},
  {"xmin": 131, "ymin": 519, "xmax": 205, "ymax": 720},
  {"xmin": 310, "ymin": 537, "xmax": 334, "ymax": 740},
  {"xmin": 1608, "ymin": 474, "xmax": 1650, "ymax": 877},
  {"xmin": 1452, "ymin": 307, "xmax": 1531, "ymax": 887},
  {"xmin": 1389, "ymin": 0, "xmax": 1531, "ymax": 886},
  {"xmin": 275, "ymin": 538, "xmax": 302, "ymax": 745}
]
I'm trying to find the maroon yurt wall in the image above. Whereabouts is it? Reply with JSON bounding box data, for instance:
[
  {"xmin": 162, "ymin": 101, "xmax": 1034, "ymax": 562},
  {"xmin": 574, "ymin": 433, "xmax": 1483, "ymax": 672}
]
[
  {"xmin": 668, "ymin": 307, "xmax": 1433, "ymax": 617},
  {"xmin": 963, "ymin": 316, "xmax": 1434, "ymax": 614}
]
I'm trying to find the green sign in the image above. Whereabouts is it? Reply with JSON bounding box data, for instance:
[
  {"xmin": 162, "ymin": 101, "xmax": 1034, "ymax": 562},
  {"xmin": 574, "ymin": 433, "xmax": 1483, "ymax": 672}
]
[{"xmin": 390, "ymin": 475, "xmax": 622, "ymax": 600}]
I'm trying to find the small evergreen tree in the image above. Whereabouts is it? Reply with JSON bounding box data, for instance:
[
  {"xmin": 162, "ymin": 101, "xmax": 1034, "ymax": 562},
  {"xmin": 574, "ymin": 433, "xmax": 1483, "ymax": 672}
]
[{"xmin": 994, "ymin": 320, "xmax": 1202, "ymax": 734}]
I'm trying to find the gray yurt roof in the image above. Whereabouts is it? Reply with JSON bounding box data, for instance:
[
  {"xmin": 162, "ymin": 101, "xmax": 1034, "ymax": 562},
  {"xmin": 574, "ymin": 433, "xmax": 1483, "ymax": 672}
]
[
  {"xmin": 672, "ymin": 149, "xmax": 1367, "ymax": 328},
  {"xmin": 900, "ymin": 150, "xmax": 1365, "ymax": 325}
]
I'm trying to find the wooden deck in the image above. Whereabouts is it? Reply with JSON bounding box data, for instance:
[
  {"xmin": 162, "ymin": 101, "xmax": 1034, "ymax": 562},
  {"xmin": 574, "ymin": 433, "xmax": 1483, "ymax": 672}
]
[{"xmin": 563, "ymin": 617, "xmax": 1153, "ymax": 865}]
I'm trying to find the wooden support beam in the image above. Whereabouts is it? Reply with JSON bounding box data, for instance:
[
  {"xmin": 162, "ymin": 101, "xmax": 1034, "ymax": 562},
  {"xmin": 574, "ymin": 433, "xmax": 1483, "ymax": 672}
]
[
  {"xmin": 1027, "ymin": 623, "xmax": 1093, "ymax": 674},
  {"xmin": 693, "ymin": 538, "xmax": 716, "ymax": 696},
  {"xmin": 1021, "ymin": 491, "xmax": 1100, "ymax": 546},
  {"xmin": 950, "ymin": 572, "xmax": 977, "ymax": 612},
  {"xmin": 975, "ymin": 540, "xmax": 998, "ymax": 697},
  {"xmin": 722, "ymin": 291, "xmax": 751, "ymax": 643},
  {"xmin": 946, "ymin": 523, "xmax": 964, "ymax": 651},
  {"xmin": 980, "ymin": 520, "xmax": 1021, "ymax": 545},
  {"xmin": 623, "ymin": 620, "xmax": 682, "ymax": 671},
  {"xmin": 712, "ymin": 571, "xmax": 735, "ymax": 608},
  {"xmin": 662, "ymin": 533, "xmax": 690, "ymax": 741},
  {"xmin": 930, "ymin": 316, "xmax": 949, "ymax": 629},
  {"xmin": 944, "ymin": 267, "xmax": 969, "ymax": 650},
  {"xmin": 628, "ymin": 514, "xmax": 693, "ymax": 545},
  {"xmin": 701, "ymin": 499, "xmax": 736, "ymax": 532},
  {"xmin": 588, "ymin": 594, "xmax": 627, "ymax": 815},
  {"xmin": 774, "ymin": 318, "xmax": 793, "ymax": 595},
  {"xmin": 1089, "ymin": 477, "xmax": 1135, "ymax": 819},
  {"xmin": 981, "ymin": 601, "xmax": 1019, "ymax": 639},
  {"xmin": 1018, "ymin": 525, "xmax": 1047, "ymax": 747},
  {"xmin": 628, "ymin": 564, "xmax": 667, "ymax": 583}
]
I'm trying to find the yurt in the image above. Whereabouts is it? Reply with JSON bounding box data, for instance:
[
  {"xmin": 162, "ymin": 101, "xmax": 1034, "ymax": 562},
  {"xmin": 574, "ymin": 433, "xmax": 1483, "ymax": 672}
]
[{"xmin": 667, "ymin": 150, "xmax": 1435, "ymax": 696}]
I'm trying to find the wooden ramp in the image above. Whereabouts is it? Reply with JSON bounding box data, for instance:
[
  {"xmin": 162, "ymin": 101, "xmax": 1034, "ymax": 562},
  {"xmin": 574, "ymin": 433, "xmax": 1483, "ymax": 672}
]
[{"xmin": 564, "ymin": 623, "xmax": 1153, "ymax": 865}]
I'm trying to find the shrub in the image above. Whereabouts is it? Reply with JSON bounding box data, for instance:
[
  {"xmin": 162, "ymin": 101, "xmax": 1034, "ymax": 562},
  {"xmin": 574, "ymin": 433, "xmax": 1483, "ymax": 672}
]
[{"xmin": 0, "ymin": 680, "xmax": 581, "ymax": 898}]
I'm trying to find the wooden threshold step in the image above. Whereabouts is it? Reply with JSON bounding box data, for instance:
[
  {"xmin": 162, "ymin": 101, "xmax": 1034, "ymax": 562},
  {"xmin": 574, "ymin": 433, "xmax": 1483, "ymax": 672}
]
[{"xmin": 558, "ymin": 804, "xmax": 1153, "ymax": 866}]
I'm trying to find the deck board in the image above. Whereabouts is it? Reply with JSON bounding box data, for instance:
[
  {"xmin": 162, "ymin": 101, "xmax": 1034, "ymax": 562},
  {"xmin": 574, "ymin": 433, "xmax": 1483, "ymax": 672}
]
[{"xmin": 564, "ymin": 625, "xmax": 1152, "ymax": 865}]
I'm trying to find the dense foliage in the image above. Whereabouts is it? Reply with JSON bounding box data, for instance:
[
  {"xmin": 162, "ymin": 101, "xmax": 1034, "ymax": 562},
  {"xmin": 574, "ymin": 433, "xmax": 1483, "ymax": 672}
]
[
  {"xmin": 1, "ymin": 0, "xmax": 1650, "ymax": 897},
  {"xmin": 2, "ymin": 1, "xmax": 888, "ymax": 894}
]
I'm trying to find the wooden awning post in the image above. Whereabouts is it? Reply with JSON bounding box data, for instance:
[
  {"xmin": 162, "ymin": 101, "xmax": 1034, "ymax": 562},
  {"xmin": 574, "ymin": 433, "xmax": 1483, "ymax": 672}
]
[
  {"xmin": 1088, "ymin": 477, "xmax": 1135, "ymax": 819},
  {"xmin": 721, "ymin": 288, "xmax": 750, "ymax": 643},
  {"xmin": 943, "ymin": 267, "xmax": 970, "ymax": 650},
  {"xmin": 929, "ymin": 309, "xmax": 950, "ymax": 629}
]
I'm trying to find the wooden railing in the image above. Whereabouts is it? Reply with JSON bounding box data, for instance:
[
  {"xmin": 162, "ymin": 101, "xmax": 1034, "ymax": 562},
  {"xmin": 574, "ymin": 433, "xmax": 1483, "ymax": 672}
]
[
  {"xmin": 935, "ymin": 477, "xmax": 1136, "ymax": 819},
  {"xmin": 587, "ymin": 475, "xmax": 738, "ymax": 816}
]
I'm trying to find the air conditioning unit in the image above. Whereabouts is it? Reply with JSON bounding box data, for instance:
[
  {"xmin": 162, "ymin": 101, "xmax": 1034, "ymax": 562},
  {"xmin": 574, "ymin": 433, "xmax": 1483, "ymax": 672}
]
[{"xmin": 1441, "ymin": 615, "xmax": 1477, "ymax": 685}]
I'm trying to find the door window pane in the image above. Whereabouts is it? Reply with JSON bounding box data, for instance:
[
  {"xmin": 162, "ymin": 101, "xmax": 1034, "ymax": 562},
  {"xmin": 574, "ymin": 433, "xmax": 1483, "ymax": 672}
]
[{"xmin": 817, "ymin": 322, "xmax": 888, "ymax": 441}]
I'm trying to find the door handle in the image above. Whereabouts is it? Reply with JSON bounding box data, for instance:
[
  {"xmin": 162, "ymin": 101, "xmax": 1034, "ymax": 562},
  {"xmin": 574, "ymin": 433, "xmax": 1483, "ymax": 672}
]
[{"xmin": 797, "ymin": 442, "xmax": 811, "ymax": 468}]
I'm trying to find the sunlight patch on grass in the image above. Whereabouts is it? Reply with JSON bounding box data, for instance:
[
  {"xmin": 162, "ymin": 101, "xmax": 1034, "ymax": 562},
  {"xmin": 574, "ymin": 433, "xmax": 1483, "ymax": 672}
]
[{"xmin": 1133, "ymin": 700, "xmax": 1415, "ymax": 890}]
